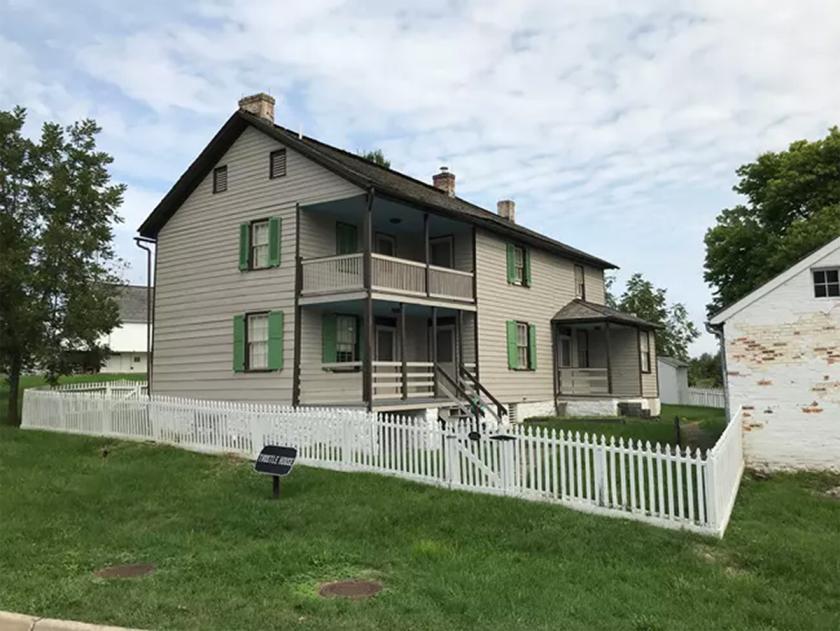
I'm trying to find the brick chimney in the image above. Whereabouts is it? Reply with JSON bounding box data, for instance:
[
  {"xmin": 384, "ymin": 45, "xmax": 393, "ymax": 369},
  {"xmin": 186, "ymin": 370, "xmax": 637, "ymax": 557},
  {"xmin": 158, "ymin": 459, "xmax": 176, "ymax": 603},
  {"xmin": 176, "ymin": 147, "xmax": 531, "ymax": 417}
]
[
  {"xmin": 497, "ymin": 199, "xmax": 515, "ymax": 222},
  {"xmin": 432, "ymin": 166, "xmax": 456, "ymax": 196},
  {"xmin": 238, "ymin": 93, "xmax": 275, "ymax": 122}
]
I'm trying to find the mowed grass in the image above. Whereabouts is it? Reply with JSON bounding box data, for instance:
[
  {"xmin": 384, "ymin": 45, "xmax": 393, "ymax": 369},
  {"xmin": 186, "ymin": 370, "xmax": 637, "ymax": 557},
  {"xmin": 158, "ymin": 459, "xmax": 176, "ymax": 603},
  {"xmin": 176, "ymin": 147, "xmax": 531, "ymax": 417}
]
[
  {"xmin": 525, "ymin": 404, "xmax": 727, "ymax": 451},
  {"xmin": 0, "ymin": 373, "xmax": 146, "ymax": 425},
  {"xmin": 1, "ymin": 427, "xmax": 840, "ymax": 630}
]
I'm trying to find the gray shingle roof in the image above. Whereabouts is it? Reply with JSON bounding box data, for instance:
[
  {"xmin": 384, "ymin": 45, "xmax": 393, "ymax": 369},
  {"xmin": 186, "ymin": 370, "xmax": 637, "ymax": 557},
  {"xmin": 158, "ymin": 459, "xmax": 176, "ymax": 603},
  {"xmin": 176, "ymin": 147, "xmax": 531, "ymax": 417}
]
[
  {"xmin": 139, "ymin": 110, "xmax": 617, "ymax": 270},
  {"xmin": 552, "ymin": 299, "xmax": 660, "ymax": 329}
]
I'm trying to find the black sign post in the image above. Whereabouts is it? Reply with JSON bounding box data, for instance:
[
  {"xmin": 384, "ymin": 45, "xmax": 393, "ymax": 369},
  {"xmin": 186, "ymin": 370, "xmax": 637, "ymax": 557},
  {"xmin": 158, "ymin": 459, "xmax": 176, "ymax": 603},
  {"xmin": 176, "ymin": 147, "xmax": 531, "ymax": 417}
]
[{"xmin": 254, "ymin": 445, "xmax": 297, "ymax": 500}]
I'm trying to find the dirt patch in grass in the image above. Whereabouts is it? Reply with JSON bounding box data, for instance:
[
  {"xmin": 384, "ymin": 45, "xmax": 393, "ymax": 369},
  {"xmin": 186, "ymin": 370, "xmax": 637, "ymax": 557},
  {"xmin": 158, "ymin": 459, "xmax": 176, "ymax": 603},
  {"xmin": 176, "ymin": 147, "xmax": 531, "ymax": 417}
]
[{"xmin": 318, "ymin": 579, "xmax": 383, "ymax": 600}]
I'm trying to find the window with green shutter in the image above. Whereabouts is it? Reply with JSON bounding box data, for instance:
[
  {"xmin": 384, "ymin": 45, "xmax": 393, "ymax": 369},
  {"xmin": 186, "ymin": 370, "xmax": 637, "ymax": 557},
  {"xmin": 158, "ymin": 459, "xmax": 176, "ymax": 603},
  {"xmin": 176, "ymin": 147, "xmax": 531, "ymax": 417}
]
[
  {"xmin": 507, "ymin": 320, "xmax": 536, "ymax": 371},
  {"xmin": 267, "ymin": 217, "xmax": 281, "ymax": 267},
  {"xmin": 506, "ymin": 320, "xmax": 519, "ymax": 369},
  {"xmin": 267, "ymin": 311, "xmax": 284, "ymax": 370},
  {"xmin": 233, "ymin": 315, "xmax": 246, "ymax": 372},
  {"xmin": 238, "ymin": 224, "xmax": 250, "ymax": 271},
  {"xmin": 239, "ymin": 217, "xmax": 281, "ymax": 271},
  {"xmin": 506, "ymin": 243, "xmax": 529, "ymax": 286},
  {"xmin": 528, "ymin": 324, "xmax": 537, "ymax": 370},
  {"xmin": 336, "ymin": 222, "xmax": 358, "ymax": 255},
  {"xmin": 323, "ymin": 313, "xmax": 361, "ymax": 367}
]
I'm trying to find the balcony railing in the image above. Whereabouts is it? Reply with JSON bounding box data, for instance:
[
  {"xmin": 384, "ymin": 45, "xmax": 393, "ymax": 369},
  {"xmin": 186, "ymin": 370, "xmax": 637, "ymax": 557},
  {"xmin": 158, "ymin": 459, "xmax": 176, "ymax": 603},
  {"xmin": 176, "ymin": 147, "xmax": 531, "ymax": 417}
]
[
  {"xmin": 557, "ymin": 368, "xmax": 610, "ymax": 396},
  {"xmin": 300, "ymin": 253, "xmax": 475, "ymax": 303}
]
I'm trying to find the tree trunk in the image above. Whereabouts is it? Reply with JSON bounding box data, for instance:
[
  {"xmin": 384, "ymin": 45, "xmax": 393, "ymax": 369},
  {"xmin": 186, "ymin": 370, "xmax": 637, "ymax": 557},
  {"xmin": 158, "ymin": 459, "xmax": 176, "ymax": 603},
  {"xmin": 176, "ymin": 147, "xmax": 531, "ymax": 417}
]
[{"xmin": 7, "ymin": 362, "xmax": 21, "ymax": 427}]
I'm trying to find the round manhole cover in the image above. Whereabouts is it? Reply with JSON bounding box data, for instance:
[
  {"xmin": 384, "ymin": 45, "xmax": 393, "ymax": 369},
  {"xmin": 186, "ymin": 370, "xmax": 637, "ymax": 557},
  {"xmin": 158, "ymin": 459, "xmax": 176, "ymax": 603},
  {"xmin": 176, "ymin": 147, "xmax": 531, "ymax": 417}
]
[
  {"xmin": 94, "ymin": 563, "xmax": 156, "ymax": 579},
  {"xmin": 318, "ymin": 579, "xmax": 382, "ymax": 599}
]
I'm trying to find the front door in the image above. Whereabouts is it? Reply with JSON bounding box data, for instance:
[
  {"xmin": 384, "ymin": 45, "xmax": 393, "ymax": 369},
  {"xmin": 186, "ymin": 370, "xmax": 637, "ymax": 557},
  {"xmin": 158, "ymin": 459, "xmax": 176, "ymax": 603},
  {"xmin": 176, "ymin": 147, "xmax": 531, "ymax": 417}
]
[
  {"xmin": 556, "ymin": 330, "xmax": 572, "ymax": 368},
  {"xmin": 435, "ymin": 324, "xmax": 457, "ymax": 380}
]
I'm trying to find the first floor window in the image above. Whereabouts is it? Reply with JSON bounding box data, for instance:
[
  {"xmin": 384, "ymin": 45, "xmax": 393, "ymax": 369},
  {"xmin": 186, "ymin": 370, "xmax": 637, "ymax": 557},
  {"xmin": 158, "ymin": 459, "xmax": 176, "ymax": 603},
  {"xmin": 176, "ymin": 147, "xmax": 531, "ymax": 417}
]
[
  {"xmin": 247, "ymin": 313, "xmax": 269, "ymax": 369},
  {"xmin": 813, "ymin": 268, "xmax": 840, "ymax": 298},
  {"xmin": 640, "ymin": 330, "xmax": 651, "ymax": 373},
  {"xmin": 576, "ymin": 330, "xmax": 589, "ymax": 367},
  {"xmin": 516, "ymin": 322, "xmax": 529, "ymax": 368},
  {"xmin": 251, "ymin": 220, "xmax": 270, "ymax": 269},
  {"xmin": 336, "ymin": 315, "xmax": 358, "ymax": 363}
]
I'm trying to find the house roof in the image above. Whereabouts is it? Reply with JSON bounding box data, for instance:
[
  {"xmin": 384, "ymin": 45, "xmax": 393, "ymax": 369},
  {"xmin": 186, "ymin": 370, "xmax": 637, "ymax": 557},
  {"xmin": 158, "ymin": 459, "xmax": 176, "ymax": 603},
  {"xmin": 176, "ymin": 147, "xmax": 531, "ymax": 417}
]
[
  {"xmin": 658, "ymin": 356, "xmax": 689, "ymax": 369},
  {"xmin": 708, "ymin": 235, "xmax": 840, "ymax": 325},
  {"xmin": 551, "ymin": 299, "xmax": 661, "ymax": 329},
  {"xmin": 116, "ymin": 285, "xmax": 151, "ymax": 323},
  {"xmin": 138, "ymin": 110, "xmax": 617, "ymax": 270}
]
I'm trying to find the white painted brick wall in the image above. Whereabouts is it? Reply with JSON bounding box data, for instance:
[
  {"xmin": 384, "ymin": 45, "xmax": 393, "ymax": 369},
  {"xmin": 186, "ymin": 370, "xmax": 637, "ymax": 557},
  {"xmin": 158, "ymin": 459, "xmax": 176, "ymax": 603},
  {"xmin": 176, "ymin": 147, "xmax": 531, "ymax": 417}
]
[{"xmin": 723, "ymin": 245, "xmax": 840, "ymax": 471}]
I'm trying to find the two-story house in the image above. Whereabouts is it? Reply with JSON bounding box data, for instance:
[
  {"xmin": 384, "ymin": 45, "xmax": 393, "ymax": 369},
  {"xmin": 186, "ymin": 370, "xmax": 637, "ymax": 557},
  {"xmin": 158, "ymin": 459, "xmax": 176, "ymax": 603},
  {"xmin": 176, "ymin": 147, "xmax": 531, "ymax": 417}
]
[{"xmin": 138, "ymin": 93, "xmax": 660, "ymax": 423}]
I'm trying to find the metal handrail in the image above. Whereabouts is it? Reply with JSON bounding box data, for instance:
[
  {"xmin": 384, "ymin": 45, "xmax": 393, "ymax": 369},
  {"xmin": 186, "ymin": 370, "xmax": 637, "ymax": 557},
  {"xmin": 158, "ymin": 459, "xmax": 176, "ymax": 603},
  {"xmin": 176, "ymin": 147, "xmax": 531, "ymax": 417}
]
[{"xmin": 459, "ymin": 364, "xmax": 506, "ymax": 422}]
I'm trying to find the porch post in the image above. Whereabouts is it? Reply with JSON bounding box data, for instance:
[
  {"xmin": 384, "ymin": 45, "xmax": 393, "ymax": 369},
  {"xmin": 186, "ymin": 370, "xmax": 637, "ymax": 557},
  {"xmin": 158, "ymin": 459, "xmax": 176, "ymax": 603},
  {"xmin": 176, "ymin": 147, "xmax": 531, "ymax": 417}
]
[
  {"xmin": 363, "ymin": 188, "xmax": 373, "ymax": 290},
  {"xmin": 362, "ymin": 189, "xmax": 374, "ymax": 410},
  {"xmin": 605, "ymin": 321, "xmax": 613, "ymax": 395},
  {"xmin": 456, "ymin": 310, "xmax": 463, "ymax": 370},
  {"xmin": 400, "ymin": 302, "xmax": 408, "ymax": 400},
  {"xmin": 431, "ymin": 306, "xmax": 438, "ymax": 396},
  {"xmin": 551, "ymin": 323, "xmax": 559, "ymax": 412},
  {"xmin": 424, "ymin": 212, "xmax": 430, "ymax": 296}
]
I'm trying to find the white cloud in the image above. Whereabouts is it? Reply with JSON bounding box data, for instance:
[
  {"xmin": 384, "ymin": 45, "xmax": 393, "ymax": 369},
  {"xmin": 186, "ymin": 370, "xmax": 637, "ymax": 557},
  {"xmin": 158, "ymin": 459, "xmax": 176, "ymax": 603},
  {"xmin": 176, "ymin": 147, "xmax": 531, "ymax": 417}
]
[{"xmin": 3, "ymin": 0, "xmax": 840, "ymax": 353}]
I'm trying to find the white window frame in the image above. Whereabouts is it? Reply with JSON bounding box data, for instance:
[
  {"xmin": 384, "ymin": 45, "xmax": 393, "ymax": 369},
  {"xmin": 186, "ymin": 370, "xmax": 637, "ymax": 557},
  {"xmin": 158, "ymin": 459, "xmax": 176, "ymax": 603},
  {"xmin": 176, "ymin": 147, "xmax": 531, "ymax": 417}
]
[
  {"xmin": 574, "ymin": 264, "xmax": 586, "ymax": 300},
  {"xmin": 513, "ymin": 245, "xmax": 526, "ymax": 285},
  {"xmin": 250, "ymin": 220, "xmax": 270, "ymax": 270},
  {"xmin": 516, "ymin": 321, "xmax": 529, "ymax": 369},
  {"xmin": 246, "ymin": 313, "xmax": 269, "ymax": 370},
  {"xmin": 813, "ymin": 267, "xmax": 840, "ymax": 298},
  {"xmin": 336, "ymin": 315, "xmax": 358, "ymax": 364}
]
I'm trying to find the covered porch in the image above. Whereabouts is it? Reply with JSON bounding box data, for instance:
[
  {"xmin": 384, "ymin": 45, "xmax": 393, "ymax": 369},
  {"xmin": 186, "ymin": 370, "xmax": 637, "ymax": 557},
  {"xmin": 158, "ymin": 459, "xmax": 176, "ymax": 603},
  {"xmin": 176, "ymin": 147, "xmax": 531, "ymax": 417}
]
[{"xmin": 552, "ymin": 300, "xmax": 659, "ymax": 399}]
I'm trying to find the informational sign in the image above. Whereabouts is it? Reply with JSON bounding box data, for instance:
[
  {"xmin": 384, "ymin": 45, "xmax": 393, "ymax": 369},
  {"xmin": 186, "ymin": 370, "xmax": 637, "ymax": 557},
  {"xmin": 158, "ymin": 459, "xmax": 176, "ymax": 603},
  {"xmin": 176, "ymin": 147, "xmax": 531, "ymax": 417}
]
[{"xmin": 254, "ymin": 445, "xmax": 297, "ymax": 499}]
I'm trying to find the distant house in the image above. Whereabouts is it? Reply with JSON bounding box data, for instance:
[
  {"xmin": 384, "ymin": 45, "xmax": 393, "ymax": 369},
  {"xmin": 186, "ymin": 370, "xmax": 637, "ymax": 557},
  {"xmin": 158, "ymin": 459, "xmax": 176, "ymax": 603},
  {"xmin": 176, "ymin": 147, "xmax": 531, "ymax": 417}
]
[
  {"xmin": 657, "ymin": 356, "xmax": 689, "ymax": 405},
  {"xmin": 709, "ymin": 235, "xmax": 840, "ymax": 470},
  {"xmin": 100, "ymin": 285, "xmax": 151, "ymax": 374}
]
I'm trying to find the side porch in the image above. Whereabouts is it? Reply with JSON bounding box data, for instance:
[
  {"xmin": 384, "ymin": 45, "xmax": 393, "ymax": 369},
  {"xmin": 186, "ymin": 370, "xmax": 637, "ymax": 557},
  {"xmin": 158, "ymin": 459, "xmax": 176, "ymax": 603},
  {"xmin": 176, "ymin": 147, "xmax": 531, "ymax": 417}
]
[{"xmin": 552, "ymin": 300, "xmax": 660, "ymax": 416}]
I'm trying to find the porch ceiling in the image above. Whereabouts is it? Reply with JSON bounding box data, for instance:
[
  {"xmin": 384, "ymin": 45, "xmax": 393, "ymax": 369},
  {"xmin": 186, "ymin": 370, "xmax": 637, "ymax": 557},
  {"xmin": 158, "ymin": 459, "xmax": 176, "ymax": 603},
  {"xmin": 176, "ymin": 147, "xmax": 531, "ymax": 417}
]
[{"xmin": 552, "ymin": 299, "xmax": 660, "ymax": 330}]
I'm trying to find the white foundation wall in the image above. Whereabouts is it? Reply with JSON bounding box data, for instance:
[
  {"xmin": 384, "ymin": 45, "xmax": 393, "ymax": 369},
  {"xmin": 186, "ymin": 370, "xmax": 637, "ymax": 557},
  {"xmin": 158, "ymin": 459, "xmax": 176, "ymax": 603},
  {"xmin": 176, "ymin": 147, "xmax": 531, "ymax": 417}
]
[
  {"xmin": 722, "ymin": 245, "xmax": 840, "ymax": 471},
  {"xmin": 513, "ymin": 397, "xmax": 661, "ymax": 420}
]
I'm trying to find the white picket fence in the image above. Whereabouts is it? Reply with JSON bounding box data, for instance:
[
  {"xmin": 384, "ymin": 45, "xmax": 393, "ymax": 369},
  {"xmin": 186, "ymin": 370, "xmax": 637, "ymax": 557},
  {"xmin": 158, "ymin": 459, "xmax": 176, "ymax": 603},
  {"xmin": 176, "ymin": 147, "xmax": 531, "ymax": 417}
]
[
  {"xmin": 687, "ymin": 387, "xmax": 726, "ymax": 408},
  {"xmin": 52, "ymin": 380, "xmax": 148, "ymax": 399},
  {"xmin": 21, "ymin": 386, "xmax": 744, "ymax": 537}
]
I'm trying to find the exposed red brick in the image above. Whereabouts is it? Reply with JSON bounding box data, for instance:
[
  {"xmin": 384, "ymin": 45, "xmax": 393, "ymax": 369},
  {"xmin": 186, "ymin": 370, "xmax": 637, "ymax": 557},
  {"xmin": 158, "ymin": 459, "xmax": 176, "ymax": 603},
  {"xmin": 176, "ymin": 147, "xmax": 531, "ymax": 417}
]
[{"xmin": 757, "ymin": 379, "xmax": 772, "ymax": 386}]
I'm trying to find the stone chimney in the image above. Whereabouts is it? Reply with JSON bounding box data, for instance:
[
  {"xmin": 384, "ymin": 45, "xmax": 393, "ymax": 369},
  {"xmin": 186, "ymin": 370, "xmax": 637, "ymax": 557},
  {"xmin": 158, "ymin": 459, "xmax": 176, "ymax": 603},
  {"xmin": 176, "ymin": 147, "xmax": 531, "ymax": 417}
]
[
  {"xmin": 497, "ymin": 199, "xmax": 516, "ymax": 222},
  {"xmin": 238, "ymin": 93, "xmax": 275, "ymax": 122},
  {"xmin": 432, "ymin": 166, "xmax": 456, "ymax": 196}
]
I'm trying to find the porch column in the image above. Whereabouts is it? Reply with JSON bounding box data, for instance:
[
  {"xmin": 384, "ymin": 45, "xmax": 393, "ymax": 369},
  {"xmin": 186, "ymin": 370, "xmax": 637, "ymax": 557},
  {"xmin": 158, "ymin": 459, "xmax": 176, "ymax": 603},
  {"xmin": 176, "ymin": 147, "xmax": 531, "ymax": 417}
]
[
  {"xmin": 456, "ymin": 310, "xmax": 463, "ymax": 371},
  {"xmin": 605, "ymin": 321, "xmax": 613, "ymax": 395},
  {"xmin": 423, "ymin": 213, "xmax": 430, "ymax": 297},
  {"xmin": 363, "ymin": 189, "xmax": 373, "ymax": 290},
  {"xmin": 551, "ymin": 323, "xmax": 559, "ymax": 406},
  {"xmin": 400, "ymin": 303, "xmax": 408, "ymax": 400},
  {"xmin": 363, "ymin": 298, "xmax": 374, "ymax": 410},
  {"xmin": 431, "ymin": 306, "xmax": 438, "ymax": 396}
]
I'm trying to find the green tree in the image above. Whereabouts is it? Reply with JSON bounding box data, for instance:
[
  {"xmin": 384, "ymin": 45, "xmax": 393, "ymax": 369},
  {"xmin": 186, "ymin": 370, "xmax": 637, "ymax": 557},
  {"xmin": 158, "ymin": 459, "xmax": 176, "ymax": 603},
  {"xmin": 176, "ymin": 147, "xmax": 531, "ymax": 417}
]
[
  {"xmin": 688, "ymin": 352, "xmax": 722, "ymax": 388},
  {"xmin": 358, "ymin": 149, "xmax": 390, "ymax": 168},
  {"xmin": 705, "ymin": 127, "xmax": 840, "ymax": 314},
  {"xmin": 615, "ymin": 273, "xmax": 699, "ymax": 361},
  {"xmin": 0, "ymin": 107, "xmax": 124, "ymax": 425}
]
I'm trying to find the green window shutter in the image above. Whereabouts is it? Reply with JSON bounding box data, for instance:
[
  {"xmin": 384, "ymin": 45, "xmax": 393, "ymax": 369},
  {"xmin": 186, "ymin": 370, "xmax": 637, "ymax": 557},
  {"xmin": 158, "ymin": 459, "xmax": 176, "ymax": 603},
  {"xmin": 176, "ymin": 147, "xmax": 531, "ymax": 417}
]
[
  {"xmin": 268, "ymin": 217, "xmax": 281, "ymax": 267},
  {"xmin": 233, "ymin": 315, "xmax": 246, "ymax": 372},
  {"xmin": 336, "ymin": 223, "xmax": 358, "ymax": 255},
  {"xmin": 528, "ymin": 324, "xmax": 537, "ymax": 370},
  {"xmin": 238, "ymin": 224, "xmax": 250, "ymax": 271},
  {"xmin": 506, "ymin": 320, "xmax": 518, "ymax": 369},
  {"xmin": 267, "ymin": 311, "xmax": 284, "ymax": 370},
  {"xmin": 322, "ymin": 313, "xmax": 337, "ymax": 363},
  {"xmin": 524, "ymin": 249, "xmax": 532, "ymax": 286},
  {"xmin": 506, "ymin": 243, "xmax": 516, "ymax": 284}
]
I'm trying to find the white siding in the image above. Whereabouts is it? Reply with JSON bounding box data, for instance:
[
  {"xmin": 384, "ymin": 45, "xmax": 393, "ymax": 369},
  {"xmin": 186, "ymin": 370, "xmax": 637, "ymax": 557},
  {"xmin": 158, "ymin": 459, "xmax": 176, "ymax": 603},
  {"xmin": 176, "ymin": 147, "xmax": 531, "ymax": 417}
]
[
  {"xmin": 723, "ymin": 243, "xmax": 840, "ymax": 471},
  {"xmin": 153, "ymin": 126, "xmax": 361, "ymax": 401}
]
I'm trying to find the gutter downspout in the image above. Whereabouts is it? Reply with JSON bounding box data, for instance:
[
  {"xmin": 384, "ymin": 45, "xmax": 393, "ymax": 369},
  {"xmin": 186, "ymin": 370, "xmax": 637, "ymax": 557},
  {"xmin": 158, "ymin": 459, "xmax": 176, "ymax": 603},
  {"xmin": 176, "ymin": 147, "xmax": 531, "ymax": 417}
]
[
  {"xmin": 705, "ymin": 321, "xmax": 730, "ymax": 421},
  {"xmin": 134, "ymin": 237, "xmax": 156, "ymax": 395}
]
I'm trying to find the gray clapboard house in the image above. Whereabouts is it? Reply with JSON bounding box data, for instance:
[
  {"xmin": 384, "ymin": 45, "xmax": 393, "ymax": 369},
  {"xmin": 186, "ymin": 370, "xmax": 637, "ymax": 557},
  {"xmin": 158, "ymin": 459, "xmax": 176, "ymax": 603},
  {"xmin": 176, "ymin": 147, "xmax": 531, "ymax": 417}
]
[{"xmin": 138, "ymin": 93, "xmax": 660, "ymax": 423}]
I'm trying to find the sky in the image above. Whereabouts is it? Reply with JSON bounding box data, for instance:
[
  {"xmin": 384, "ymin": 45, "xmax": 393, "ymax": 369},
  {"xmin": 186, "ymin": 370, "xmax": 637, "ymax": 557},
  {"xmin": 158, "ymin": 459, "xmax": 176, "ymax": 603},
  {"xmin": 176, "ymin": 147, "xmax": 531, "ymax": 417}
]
[{"xmin": 2, "ymin": 0, "xmax": 840, "ymax": 355}]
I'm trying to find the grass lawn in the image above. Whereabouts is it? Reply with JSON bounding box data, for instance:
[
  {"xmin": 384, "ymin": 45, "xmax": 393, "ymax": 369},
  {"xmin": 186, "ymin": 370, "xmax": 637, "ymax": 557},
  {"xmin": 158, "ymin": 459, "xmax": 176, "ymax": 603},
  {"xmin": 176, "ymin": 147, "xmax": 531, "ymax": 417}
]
[
  {"xmin": 1, "ymin": 427, "xmax": 839, "ymax": 630},
  {"xmin": 0, "ymin": 373, "xmax": 146, "ymax": 426},
  {"xmin": 525, "ymin": 404, "xmax": 727, "ymax": 451}
]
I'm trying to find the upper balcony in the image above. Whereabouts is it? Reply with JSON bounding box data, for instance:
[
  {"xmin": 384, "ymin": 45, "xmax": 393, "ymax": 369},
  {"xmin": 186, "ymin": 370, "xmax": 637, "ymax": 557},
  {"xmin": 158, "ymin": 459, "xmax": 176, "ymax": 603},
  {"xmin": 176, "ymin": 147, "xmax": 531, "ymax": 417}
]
[{"xmin": 298, "ymin": 193, "xmax": 475, "ymax": 307}]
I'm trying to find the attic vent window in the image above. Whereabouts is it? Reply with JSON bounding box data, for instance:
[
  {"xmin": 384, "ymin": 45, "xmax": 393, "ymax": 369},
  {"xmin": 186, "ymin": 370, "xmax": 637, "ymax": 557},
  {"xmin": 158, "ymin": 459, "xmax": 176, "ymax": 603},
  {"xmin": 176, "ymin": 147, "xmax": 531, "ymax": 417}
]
[
  {"xmin": 813, "ymin": 268, "xmax": 840, "ymax": 298},
  {"xmin": 270, "ymin": 149, "xmax": 287, "ymax": 179},
  {"xmin": 213, "ymin": 165, "xmax": 228, "ymax": 193}
]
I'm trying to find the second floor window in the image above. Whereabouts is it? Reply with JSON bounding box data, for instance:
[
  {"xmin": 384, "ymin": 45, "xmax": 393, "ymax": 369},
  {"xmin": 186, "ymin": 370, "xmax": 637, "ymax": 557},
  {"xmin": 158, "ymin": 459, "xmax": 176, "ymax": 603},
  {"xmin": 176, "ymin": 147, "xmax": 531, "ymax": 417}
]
[
  {"xmin": 574, "ymin": 264, "xmax": 586, "ymax": 299},
  {"xmin": 506, "ymin": 243, "xmax": 530, "ymax": 286},
  {"xmin": 247, "ymin": 313, "xmax": 269, "ymax": 370},
  {"xmin": 251, "ymin": 220, "xmax": 270, "ymax": 269},
  {"xmin": 213, "ymin": 165, "xmax": 228, "ymax": 193},
  {"xmin": 336, "ymin": 315, "xmax": 358, "ymax": 363},
  {"xmin": 640, "ymin": 331, "xmax": 651, "ymax": 373},
  {"xmin": 813, "ymin": 268, "xmax": 840, "ymax": 298}
]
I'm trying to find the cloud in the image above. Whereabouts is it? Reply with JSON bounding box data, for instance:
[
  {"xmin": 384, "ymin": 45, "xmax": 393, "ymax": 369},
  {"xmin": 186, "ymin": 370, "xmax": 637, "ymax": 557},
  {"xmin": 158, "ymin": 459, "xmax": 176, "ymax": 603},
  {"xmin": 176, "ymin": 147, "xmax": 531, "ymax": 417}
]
[{"xmin": 2, "ymin": 0, "xmax": 840, "ymax": 352}]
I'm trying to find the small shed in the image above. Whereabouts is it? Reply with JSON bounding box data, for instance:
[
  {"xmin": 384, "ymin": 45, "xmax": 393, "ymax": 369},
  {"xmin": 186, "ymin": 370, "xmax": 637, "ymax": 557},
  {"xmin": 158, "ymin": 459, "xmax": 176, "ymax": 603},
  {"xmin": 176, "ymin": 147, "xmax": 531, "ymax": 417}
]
[{"xmin": 657, "ymin": 356, "xmax": 689, "ymax": 405}]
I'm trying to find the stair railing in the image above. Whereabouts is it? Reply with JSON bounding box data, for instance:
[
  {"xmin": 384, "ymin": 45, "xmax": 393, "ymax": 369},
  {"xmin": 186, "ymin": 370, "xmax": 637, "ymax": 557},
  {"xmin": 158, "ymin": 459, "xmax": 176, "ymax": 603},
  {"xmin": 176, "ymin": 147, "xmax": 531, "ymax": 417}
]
[{"xmin": 458, "ymin": 364, "xmax": 507, "ymax": 426}]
